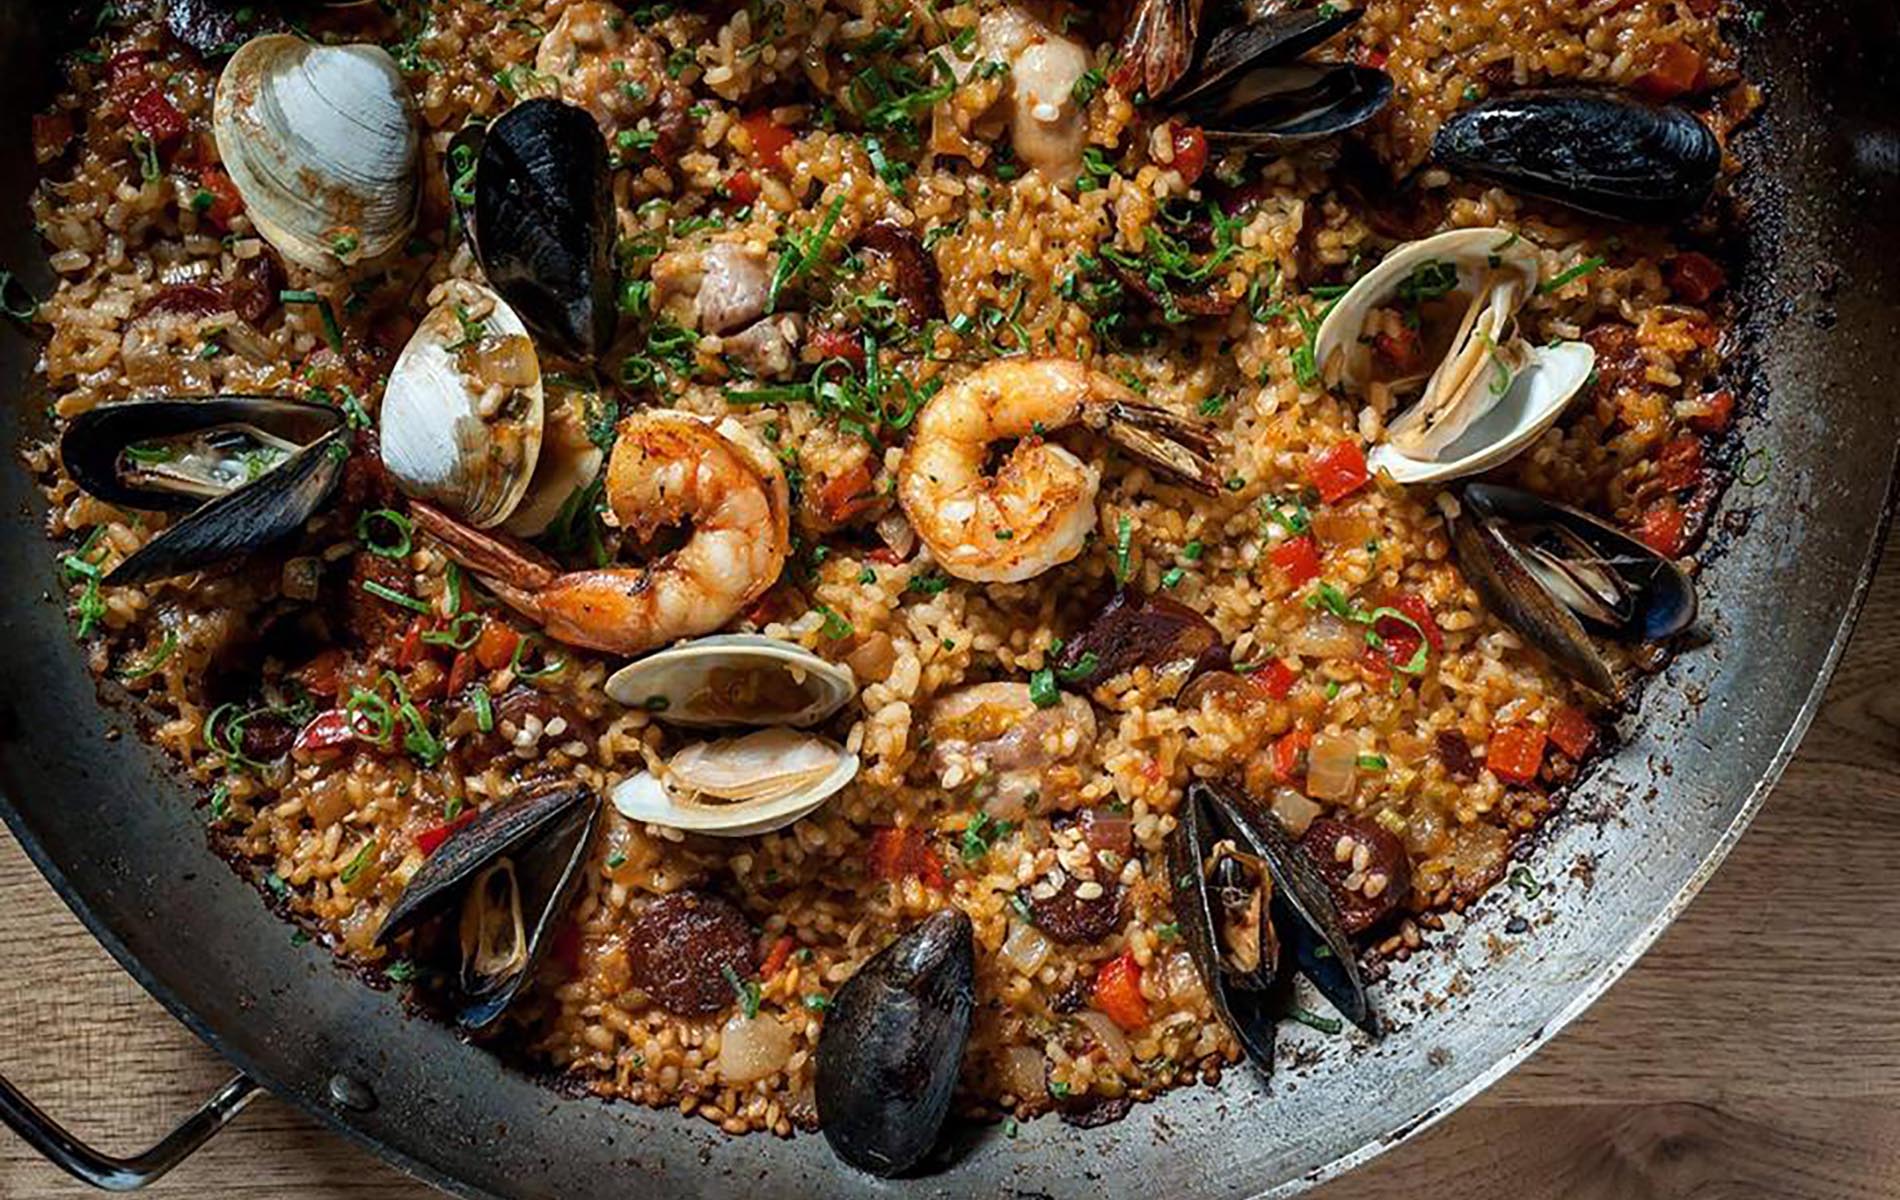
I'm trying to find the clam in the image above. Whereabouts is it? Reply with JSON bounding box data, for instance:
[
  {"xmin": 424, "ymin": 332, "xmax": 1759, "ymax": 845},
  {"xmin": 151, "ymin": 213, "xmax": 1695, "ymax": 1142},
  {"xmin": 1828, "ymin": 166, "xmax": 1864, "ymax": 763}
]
[
  {"xmin": 1314, "ymin": 228, "xmax": 1596, "ymax": 485},
  {"xmin": 376, "ymin": 782, "xmax": 599, "ymax": 1030},
  {"xmin": 1164, "ymin": 6, "xmax": 1392, "ymax": 150},
  {"xmin": 379, "ymin": 280, "xmax": 545, "ymax": 529},
  {"xmin": 501, "ymin": 377, "xmax": 605, "ymax": 539},
  {"xmin": 1447, "ymin": 482, "xmax": 1697, "ymax": 701},
  {"xmin": 814, "ymin": 909, "xmax": 976, "ymax": 1177},
  {"xmin": 59, "ymin": 396, "xmax": 349, "ymax": 584},
  {"xmin": 606, "ymin": 635, "xmax": 861, "ymax": 837},
  {"xmin": 472, "ymin": 99, "xmax": 616, "ymax": 360},
  {"xmin": 1433, "ymin": 89, "xmax": 1721, "ymax": 225},
  {"xmin": 213, "ymin": 35, "xmax": 420, "ymax": 273},
  {"xmin": 1169, "ymin": 779, "xmax": 1374, "ymax": 1074}
]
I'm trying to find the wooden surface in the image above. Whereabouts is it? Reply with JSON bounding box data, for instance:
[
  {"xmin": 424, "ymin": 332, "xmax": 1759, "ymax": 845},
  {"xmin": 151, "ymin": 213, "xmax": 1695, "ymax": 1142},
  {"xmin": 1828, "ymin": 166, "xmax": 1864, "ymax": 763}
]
[{"xmin": 3, "ymin": 552, "xmax": 1896, "ymax": 1200}]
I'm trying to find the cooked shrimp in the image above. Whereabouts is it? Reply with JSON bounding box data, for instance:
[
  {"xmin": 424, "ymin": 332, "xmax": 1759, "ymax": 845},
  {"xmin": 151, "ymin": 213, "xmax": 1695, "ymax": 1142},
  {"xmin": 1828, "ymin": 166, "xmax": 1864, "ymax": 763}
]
[
  {"xmin": 412, "ymin": 410, "xmax": 790, "ymax": 656},
  {"xmin": 897, "ymin": 358, "xmax": 1218, "ymax": 583}
]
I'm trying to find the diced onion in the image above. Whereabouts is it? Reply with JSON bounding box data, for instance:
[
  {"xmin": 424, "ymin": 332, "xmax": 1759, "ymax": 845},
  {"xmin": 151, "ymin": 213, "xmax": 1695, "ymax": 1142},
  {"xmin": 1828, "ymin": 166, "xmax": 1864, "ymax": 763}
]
[
  {"xmin": 999, "ymin": 920, "xmax": 1052, "ymax": 976},
  {"xmin": 1306, "ymin": 733, "xmax": 1360, "ymax": 801},
  {"xmin": 1289, "ymin": 614, "xmax": 1362, "ymax": 659},
  {"xmin": 716, "ymin": 1013, "xmax": 794, "ymax": 1083},
  {"xmin": 999, "ymin": 1046, "xmax": 1048, "ymax": 1100},
  {"xmin": 1073, "ymin": 1009, "xmax": 1135, "ymax": 1073},
  {"xmin": 1270, "ymin": 788, "xmax": 1323, "ymax": 837}
]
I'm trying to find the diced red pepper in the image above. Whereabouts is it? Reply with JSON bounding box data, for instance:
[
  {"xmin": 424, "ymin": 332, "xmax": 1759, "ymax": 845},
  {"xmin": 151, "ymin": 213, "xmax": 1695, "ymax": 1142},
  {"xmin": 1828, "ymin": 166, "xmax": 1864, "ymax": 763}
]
[
  {"xmin": 761, "ymin": 934, "xmax": 796, "ymax": 978},
  {"xmin": 1168, "ymin": 123, "xmax": 1209, "ymax": 186},
  {"xmin": 1092, "ymin": 951, "xmax": 1148, "ymax": 1031},
  {"xmin": 293, "ymin": 710, "xmax": 356, "ymax": 756},
  {"xmin": 1352, "ymin": 44, "xmax": 1389, "ymax": 70},
  {"xmin": 129, "ymin": 88, "xmax": 188, "ymax": 149},
  {"xmin": 416, "ymin": 810, "xmax": 480, "ymax": 856},
  {"xmin": 1358, "ymin": 644, "xmax": 1393, "ymax": 684},
  {"xmin": 1271, "ymin": 729, "xmax": 1312, "ymax": 782},
  {"xmin": 1250, "ymin": 658, "xmax": 1299, "ymax": 701},
  {"xmin": 106, "ymin": 51, "xmax": 150, "ymax": 94},
  {"xmin": 1269, "ymin": 534, "xmax": 1322, "ymax": 586},
  {"xmin": 867, "ymin": 546, "xmax": 908, "ymax": 566},
  {"xmin": 1665, "ymin": 250, "xmax": 1726, "ymax": 304},
  {"xmin": 1656, "ymin": 435, "xmax": 1704, "ymax": 491},
  {"xmin": 1374, "ymin": 326, "xmax": 1423, "ymax": 374},
  {"xmin": 1633, "ymin": 42, "xmax": 1705, "ymax": 102},
  {"xmin": 814, "ymin": 461, "xmax": 877, "ymax": 526},
  {"xmin": 1369, "ymin": 593, "xmax": 1443, "ymax": 674},
  {"xmin": 1308, "ymin": 441, "xmax": 1370, "ymax": 503},
  {"xmin": 1548, "ymin": 705, "xmax": 1598, "ymax": 761},
  {"xmin": 743, "ymin": 585, "xmax": 790, "ymax": 627},
  {"xmin": 198, "ymin": 167, "xmax": 245, "ymax": 231},
  {"xmin": 395, "ymin": 617, "xmax": 430, "ymax": 669},
  {"xmin": 723, "ymin": 168, "xmax": 761, "ymax": 206},
  {"xmin": 1637, "ymin": 497, "xmax": 1687, "ymax": 557},
  {"xmin": 808, "ymin": 326, "xmax": 866, "ymax": 364},
  {"xmin": 296, "ymin": 649, "xmax": 345, "ymax": 698},
  {"xmin": 740, "ymin": 111, "xmax": 796, "ymax": 172},
  {"xmin": 1486, "ymin": 725, "xmax": 1548, "ymax": 786},
  {"xmin": 1388, "ymin": 593, "xmax": 1444, "ymax": 653},
  {"xmin": 1685, "ymin": 388, "xmax": 1735, "ymax": 434},
  {"xmin": 32, "ymin": 112, "xmax": 73, "ymax": 164},
  {"xmin": 473, "ymin": 619, "xmax": 521, "ymax": 671},
  {"xmin": 869, "ymin": 827, "xmax": 945, "ymax": 889},
  {"xmin": 446, "ymin": 650, "xmax": 478, "ymax": 697}
]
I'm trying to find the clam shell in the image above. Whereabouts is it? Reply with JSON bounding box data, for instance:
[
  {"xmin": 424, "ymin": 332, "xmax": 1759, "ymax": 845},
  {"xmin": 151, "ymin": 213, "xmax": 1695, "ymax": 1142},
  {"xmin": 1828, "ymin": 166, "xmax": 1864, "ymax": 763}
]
[
  {"xmin": 611, "ymin": 728, "xmax": 860, "ymax": 838},
  {"xmin": 213, "ymin": 35, "xmax": 419, "ymax": 273},
  {"xmin": 380, "ymin": 282, "xmax": 545, "ymax": 528},
  {"xmin": 603, "ymin": 635, "xmax": 857, "ymax": 728},
  {"xmin": 501, "ymin": 380, "xmax": 604, "ymax": 538},
  {"xmin": 1367, "ymin": 341, "xmax": 1595, "ymax": 484}
]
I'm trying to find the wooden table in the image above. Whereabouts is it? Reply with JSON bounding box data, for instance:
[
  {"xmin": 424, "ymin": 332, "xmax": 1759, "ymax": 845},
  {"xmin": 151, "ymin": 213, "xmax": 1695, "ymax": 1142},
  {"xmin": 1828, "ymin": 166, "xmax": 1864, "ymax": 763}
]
[{"xmin": 4, "ymin": 553, "xmax": 1896, "ymax": 1200}]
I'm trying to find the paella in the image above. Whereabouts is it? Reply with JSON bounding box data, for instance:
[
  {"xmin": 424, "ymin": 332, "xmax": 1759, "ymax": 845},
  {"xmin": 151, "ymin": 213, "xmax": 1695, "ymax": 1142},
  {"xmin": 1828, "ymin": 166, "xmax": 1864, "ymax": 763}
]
[{"xmin": 18, "ymin": 0, "xmax": 1752, "ymax": 1176}]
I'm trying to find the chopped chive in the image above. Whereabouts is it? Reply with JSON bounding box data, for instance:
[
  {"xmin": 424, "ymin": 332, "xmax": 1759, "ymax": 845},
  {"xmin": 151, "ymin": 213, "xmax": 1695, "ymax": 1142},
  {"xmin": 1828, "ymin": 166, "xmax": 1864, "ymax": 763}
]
[
  {"xmin": 1289, "ymin": 1007, "xmax": 1343, "ymax": 1035},
  {"xmin": 1537, "ymin": 255, "xmax": 1607, "ymax": 295},
  {"xmin": 120, "ymin": 631, "xmax": 179, "ymax": 680},
  {"xmin": 471, "ymin": 684, "xmax": 494, "ymax": 732},
  {"xmin": 360, "ymin": 579, "xmax": 432, "ymax": 614},
  {"xmin": 356, "ymin": 508, "xmax": 413, "ymax": 558},
  {"xmin": 1112, "ymin": 514, "xmax": 1133, "ymax": 583},
  {"xmin": 1027, "ymin": 668, "xmax": 1059, "ymax": 708},
  {"xmin": 339, "ymin": 839, "xmax": 379, "ymax": 885}
]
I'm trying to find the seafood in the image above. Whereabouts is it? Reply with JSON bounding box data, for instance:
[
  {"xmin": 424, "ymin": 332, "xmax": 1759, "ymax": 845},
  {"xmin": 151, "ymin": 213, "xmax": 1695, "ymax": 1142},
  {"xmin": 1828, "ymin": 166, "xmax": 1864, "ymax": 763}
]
[
  {"xmin": 897, "ymin": 358, "xmax": 1218, "ymax": 583},
  {"xmin": 375, "ymin": 782, "xmax": 600, "ymax": 1029},
  {"xmin": 59, "ymin": 396, "xmax": 348, "ymax": 584},
  {"xmin": 212, "ymin": 35, "xmax": 420, "ymax": 272},
  {"xmin": 1314, "ymin": 229, "xmax": 1595, "ymax": 485},
  {"xmin": 927, "ymin": 681, "xmax": 1097, "ymax": 820},
  {"xmin": 500, "ymin": 378, "xmax": 605, "ymax": 539},
  {"xmin": 379, "ymin": 281, "xmax": 545, "ymax": 528},
  {"xmin": 814, "ymin": 909, "xmax": 976, "ymax": 1177},
  {"xmin": 408, "ymin": 410, "xmax": 790, "ymax": 655},
  {"xmin": 976, "ymin": 8, "xmax": 1092, "ymax": 180},
  {"xmin": 603, "ymin": 634, "xmax": 856, "ymax": 726},
  {"xmin": 1447, "ymin": 482, "xmax": 1697, "ymax": 700},
  {"xmin": 1433, "ymin": 90, "xmax": 1722, "ymax": 224}
]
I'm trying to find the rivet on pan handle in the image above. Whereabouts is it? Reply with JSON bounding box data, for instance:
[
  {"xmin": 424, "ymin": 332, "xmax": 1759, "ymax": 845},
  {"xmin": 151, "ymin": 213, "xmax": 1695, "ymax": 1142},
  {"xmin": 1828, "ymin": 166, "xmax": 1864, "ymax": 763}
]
[{"xmin": 0, "ymin": 1070, "xmax": 258, "ymax": 1191}]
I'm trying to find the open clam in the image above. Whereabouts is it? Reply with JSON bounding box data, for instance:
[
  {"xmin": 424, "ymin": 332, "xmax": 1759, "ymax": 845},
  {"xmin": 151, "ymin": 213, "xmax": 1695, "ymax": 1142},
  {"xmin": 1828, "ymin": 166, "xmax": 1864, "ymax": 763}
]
[
  {"xmin": 607, "ymin": 635, "xmax": 860, "ymax": 837},
  {"xmin": 59, "ymin": 396, "xmax": 349, "ymax": 584},
  {"xmin": 380, "ymin": 281, "xmax": 545, "ymax": 529},
  {"xmin": 1314, "ymin": 228, "xmax": 1595, "ymax": 485},
  {"xmin": 213, "ymin": 35, "xmax": 420, "ymax": 273},
  {"xmin": 1447, "ymin": 481, "xmax": 1697, "ymax": 700},
  {"xmin": 376, "ymin": 782, "xmax": 599, "ymax": 1030},
  {"xmin": 500, "ymin": 376, "xmax": 606, "ymax": 539}
]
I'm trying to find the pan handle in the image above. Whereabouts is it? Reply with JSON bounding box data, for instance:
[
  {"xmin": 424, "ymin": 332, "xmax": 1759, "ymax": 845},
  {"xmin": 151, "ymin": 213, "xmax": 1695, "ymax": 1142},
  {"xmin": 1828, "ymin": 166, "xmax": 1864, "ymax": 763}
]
[{"xmin": 0, "ymin": 1069, "xmax": 258, "ymax": 1191}]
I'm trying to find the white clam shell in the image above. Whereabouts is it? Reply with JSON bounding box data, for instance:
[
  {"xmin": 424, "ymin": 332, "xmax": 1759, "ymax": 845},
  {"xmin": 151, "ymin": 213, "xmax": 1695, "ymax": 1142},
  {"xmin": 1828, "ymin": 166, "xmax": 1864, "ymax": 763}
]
[
  {"xmin": 502, "ymin": 382, "xmax": 604, "ymax": 538},
  {"xmin": 1315, "ymin": 228, "xmax": 1595, "ymax": 484},
  {"xmin": 380, "ymin": 282, "xmax": 545, "ymax": 528},
  {"xmin": 611, "ymin": 728, "xmax": 860, "ymax": 837},
  {"xmin": 213, "ymin": 35, "xmax": 420, "ymax": 273},
  {"xmin": 604, "ymin": 635, "xmax": 857, "ymax": 727}
]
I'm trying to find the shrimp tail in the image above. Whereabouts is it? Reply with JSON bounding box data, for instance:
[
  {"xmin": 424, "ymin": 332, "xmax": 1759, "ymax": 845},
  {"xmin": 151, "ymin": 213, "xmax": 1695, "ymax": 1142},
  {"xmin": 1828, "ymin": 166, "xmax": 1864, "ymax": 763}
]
[
  {"xmin": 1112, "ymin": 0, "xmax": 1203, "ymax": 98},
  {"xmin": 1102, "ymin": 399, "xmax": 1222, "ymax": 494},
  {"xmin": 409, "ymin": 501, "xmax": 561, "ymax": 623}
]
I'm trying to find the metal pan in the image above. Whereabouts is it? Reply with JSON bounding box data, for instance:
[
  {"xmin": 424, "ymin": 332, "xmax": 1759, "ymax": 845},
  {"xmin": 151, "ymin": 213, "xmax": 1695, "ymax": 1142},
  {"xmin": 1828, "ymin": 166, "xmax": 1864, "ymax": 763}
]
[{"xmin": 1, "ymin": 2, "xmax": 1896, "ymax": 1196}]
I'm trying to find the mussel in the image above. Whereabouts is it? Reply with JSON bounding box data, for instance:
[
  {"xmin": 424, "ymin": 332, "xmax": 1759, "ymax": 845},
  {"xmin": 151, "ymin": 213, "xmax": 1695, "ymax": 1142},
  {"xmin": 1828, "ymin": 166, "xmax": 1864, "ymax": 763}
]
[
  {"xmin": 815, "ymin": 908, "xmax": 976, "ymax": 1177},
  {"xmin": 1162, "ymin": 6, "xmax": 1392, "ymax": 150},
  {"xmin": 471, "ymin": 99, "xmax": 616, "ymax": 360},
  {"xmin": 60, "ymin": 396, "xmax": 349, "ymax": 585},
  {"xmin": 1432, "ymin": 90, "xmax": 1721, "ymax": 225},
  {"xmin": 213, "ymin": 35, "xmax": 420, "ymax": 273},
  {"xmin": 607, "ymin": 636, "xmax": 861, "ymax": 837},
  {"xmin": 1314, "ymin": 228, "xmax": 1596, "ymax": 484},
  {"xmin": 376, "ymin": 782, "xmax": 599, "ymax": 1029},
  {"xmin": 1447, "ymin": 482, "xmax": 1698, "ymax": 701},
  {"xmin": 1169, "ymin": 779, "xmax": 1373, "ymax": 1073}
]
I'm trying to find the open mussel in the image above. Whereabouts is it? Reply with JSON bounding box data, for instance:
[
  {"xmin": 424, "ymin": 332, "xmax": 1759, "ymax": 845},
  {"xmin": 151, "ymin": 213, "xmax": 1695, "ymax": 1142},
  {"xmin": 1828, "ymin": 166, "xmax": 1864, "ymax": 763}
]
[
  {"xmin": 60, "ymin": 396, "xmax": 348, "ymax": 585},
  {"xmin": 1432, "ymin": 89, "xmax": 1721, "ymax": 225},
  {"xmin": 1160, "ymin": 6, "xmax": 1391, "ymax": 150},
  {"xmin": 213, "ymin": 35, "xmax": 420, "ymax": 272},
  {"xmin": 1170, "ymin": 779, "xmax": 1373, "ymax": 1072},
  {"xmin": 376, "ymin": 782, "xmax": 599, "ymax": 1030},
  {"xmin": 471, "ymin": 98, "xmax": 616, "ymax": 360},
  {"xmin": 1447, "ymin": 482, "xmax": 1698, "ymax": 701},
  {"xmin": 815, "ymin": 908, "xmax": 975, "ymax": 1177}
]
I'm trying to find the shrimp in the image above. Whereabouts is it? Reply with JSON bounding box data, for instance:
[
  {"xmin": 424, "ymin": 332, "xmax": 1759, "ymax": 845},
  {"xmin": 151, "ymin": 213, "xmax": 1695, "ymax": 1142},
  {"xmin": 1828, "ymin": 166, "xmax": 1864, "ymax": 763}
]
[
  {"xmin": 896, "ymin": 358, "xmax": 1219, "ymax": 583},
  {"xmin": 411, "ymin": 410, "xmax": 790, "ymax": 656}
]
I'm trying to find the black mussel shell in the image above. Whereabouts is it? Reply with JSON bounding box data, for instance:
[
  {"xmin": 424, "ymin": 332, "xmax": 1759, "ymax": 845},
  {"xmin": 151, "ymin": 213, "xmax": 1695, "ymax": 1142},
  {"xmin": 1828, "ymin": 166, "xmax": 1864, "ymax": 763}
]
[
  {"xmin": 376, "ymin": 782, "xmax": 599, "ymax": 1029},
  {"xmin": 62, "ymin": 396, "xmax": 345, "ymax": 513},
  {"xmin": 1449, "ymin": 482, "xmax": 1697, "ymax": 701},
  {"xmin": 1431, "ymin": 89, "xmax": 1720, "ymax": 224},
  {"xmin": 1057, "ymin": 587, "xmax": 1229, "ymax": 697},
  {"xmin": 815, "ymin": 908, "xmax": 975, "ymax": 1177},
  {"xmin": 1169, "ymin": 5, "xmax": 1362, "ymax": 105},
  {"xmin": 103, "ymin": 425, "xmax": 350, "ymax": 586},
  {"xmin": 1193, "ymin": 779, "xmax": 1374, "ymax": 1034},
  {"xmin": 1169, "ymin": 787, "xmax": 1280, "ymax": 1070},
  {"xmin": 1184, "ymin": 62, "xmax": 1393, "ymax": 150},
  {"xmin": 474, "ymin": 99, "xmax": 615, "ymax": 361}
]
